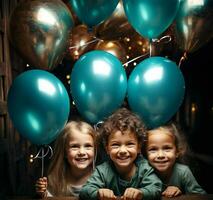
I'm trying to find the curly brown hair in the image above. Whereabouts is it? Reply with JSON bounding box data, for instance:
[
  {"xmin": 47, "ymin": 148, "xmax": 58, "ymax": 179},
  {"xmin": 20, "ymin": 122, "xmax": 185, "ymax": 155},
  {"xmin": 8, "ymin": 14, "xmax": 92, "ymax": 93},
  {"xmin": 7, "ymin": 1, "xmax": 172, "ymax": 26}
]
[{"xmin": 99, "ymin": 108, "xmax": 147, "ymax": 146}]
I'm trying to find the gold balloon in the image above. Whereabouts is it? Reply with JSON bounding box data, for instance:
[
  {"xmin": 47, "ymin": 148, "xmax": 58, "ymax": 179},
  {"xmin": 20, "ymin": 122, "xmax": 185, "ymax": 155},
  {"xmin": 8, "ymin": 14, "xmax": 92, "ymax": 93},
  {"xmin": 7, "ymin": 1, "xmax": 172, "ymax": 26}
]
[
  {"xmin": 174, "ymin": 0, "xmax": 213, "ymax": 53},
  {"xmin": 67, "ymin": 25, "xmax": 97, "ymax": 60},
  {"xmin": 95, "ymin": 1, "xmax": 135, "ymax": 40},
  {"xmin": 94, "ymin": 40, "xmax": 127, "ymax": 63},
  {"xmin": 9, "ymin": 0, "xmax": 73, "ymax": 70}
]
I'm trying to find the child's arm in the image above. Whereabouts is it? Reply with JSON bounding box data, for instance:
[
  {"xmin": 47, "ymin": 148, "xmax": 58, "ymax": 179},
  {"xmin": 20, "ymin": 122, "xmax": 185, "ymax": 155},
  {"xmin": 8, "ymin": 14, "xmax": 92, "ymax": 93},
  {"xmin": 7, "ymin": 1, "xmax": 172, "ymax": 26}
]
[
  {"xmin": 35, "ymin": 177, "xmax": 48, "ymax": 198},
  {"xmin": 79, "ymin": 166, "xmax": 108, "ymax": 200},
  {"xmin": 136, "ymin": 160, "xmax": 162, "ymax": 200}
]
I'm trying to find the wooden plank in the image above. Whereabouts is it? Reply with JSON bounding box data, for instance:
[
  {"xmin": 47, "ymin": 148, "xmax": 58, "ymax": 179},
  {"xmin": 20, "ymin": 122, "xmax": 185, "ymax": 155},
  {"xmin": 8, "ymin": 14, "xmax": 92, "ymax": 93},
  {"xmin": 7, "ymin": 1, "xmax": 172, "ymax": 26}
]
[
  {"xmin": 0, "ymin": 100, "xmax": 7, "ymax": 115},
  {"xmin": 0, "ymin": 19, "xmax": 3, "ymax": 33},
  {"xmin": 0, "ymin": 62, "xmax": 6, "ymax": 75}
]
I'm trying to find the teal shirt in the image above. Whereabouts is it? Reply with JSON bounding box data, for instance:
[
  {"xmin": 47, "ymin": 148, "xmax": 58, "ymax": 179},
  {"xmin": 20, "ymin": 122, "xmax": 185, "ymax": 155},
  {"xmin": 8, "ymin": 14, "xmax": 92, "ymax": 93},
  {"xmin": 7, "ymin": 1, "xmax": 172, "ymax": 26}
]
[
  {"xmin": 79, "ymin": 158, "xmax": 162, "ymax": 200},
  {"xmin": 163, "ymin": 163, "xmax": 206, "ymax": 194}
]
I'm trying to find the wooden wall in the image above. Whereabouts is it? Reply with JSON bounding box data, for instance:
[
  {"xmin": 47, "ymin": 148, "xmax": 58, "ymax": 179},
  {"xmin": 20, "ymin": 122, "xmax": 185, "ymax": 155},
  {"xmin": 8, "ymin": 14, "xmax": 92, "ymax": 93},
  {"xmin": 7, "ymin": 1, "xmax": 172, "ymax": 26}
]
[{"xmin": 0, "ymin": 0, "xmax": 37, "ymax": 196}]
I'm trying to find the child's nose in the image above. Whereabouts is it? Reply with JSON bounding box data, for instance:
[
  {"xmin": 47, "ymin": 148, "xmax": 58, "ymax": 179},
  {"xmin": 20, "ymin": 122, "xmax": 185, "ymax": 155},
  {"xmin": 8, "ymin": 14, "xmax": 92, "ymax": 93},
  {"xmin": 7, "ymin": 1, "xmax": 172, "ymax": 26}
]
[
  {"xmin": 119, "ymin": 145, "xmax": 127, "ymax": 153},
  {"xmin": 78, "ymin": 147, "xmax": 86, "ymax": 154},
  {"xmin": 157, "ymin": 150, "xmax": 165, "ymax": 158}
]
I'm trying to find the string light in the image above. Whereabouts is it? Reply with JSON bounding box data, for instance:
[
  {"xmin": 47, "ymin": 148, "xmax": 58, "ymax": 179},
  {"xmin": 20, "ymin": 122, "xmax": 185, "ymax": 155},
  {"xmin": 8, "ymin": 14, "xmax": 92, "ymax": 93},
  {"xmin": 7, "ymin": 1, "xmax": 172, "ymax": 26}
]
[
  {"xmin": 29, "ymin": 154, "xmax": 34, "ymax": 163},
  {"xmin": 66, "ymin": 75, "xmax": 70, "ymax": 80}
]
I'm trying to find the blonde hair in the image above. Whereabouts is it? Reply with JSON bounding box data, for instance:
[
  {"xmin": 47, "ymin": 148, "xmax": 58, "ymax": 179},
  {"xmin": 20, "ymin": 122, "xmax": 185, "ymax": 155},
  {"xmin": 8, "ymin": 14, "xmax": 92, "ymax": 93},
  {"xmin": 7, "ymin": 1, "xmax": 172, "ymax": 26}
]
[{"xmin": 47, "ymin": 121, "xmax": 97, "ymax": 196}]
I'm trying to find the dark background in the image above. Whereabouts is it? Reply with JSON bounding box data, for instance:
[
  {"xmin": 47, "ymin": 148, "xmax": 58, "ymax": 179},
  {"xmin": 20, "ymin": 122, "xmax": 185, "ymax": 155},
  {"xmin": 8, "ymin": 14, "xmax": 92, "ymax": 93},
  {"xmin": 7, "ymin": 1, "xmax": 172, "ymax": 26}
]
[{"xmin": 180, "ymin": 39, "xmax": 213, "ymax": 193}]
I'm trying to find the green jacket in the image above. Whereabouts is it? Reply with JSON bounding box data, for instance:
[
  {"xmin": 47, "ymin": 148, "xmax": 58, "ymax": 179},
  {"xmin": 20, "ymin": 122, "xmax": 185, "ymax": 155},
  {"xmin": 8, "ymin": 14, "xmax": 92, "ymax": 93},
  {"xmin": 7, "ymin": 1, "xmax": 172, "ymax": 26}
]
[
  {"xmin": 163, "ymin": 163, "xmax": 206, "ymax": 194},
  {"xmin": 79, "ymin": 158, "xmax": 162, "ymax": 200}
]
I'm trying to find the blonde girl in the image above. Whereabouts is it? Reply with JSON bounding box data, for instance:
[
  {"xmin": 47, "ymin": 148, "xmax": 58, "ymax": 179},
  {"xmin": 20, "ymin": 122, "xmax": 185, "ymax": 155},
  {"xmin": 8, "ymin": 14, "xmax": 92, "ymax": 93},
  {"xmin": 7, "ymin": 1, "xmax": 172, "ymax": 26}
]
[{"xmin": 35, "ymin": 120, "xmax": 97, "ymax": 197}]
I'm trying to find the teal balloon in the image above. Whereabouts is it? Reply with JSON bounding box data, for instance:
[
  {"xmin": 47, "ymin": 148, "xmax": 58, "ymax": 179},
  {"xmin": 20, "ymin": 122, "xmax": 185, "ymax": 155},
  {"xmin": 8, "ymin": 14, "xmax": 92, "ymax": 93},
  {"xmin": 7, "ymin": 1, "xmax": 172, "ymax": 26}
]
[
  {"xmin": 128, "ymin": 57, "xmax": 185, "ymax": 128},
  {"xmin": 68, "ymin": 0, "xmax": 119, "ymax": 27},
  {"xmin": 70, "ymin": 50, "xmax": 127, "ymax": 123},
  {"xmin": 123, "ymin": 0, "xmax": 180, "ymax": 39},
  {"xmin": 7, "ymin": 70, "xmax": 70, "ymax": 145}
]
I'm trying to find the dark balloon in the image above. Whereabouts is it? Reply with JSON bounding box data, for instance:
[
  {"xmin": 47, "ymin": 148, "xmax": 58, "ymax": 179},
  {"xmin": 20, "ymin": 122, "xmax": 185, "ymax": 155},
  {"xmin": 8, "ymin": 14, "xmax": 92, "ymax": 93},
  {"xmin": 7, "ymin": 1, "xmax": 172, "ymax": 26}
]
[
  {"xmin": 9, "ymin": 0, "xmax": 74, "ymax": 70},
  {"xmin": 175, "ymin": 0, "xmax": 213, "ymax": 53},
  {"xmin": 7, "ymin": 70, "xmax": 70, "ymax": 145}
]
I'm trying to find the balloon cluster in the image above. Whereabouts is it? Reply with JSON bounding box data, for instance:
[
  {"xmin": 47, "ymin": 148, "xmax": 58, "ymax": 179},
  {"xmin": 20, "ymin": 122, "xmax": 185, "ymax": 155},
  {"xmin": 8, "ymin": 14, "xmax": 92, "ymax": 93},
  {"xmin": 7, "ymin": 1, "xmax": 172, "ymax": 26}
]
[{"xmin": 7, "ymin": 0, "xmax": 213, "ymax": 145}]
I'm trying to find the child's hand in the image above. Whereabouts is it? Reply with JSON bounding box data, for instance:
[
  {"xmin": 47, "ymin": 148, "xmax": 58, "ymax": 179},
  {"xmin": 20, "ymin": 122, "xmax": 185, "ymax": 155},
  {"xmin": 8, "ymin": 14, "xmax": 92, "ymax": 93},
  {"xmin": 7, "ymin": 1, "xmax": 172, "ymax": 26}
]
[
  {"xmin": 162, "ymin": 186, "xmax": 182, "ymax": 197},
  {"xmin": 98, "ymin": 188, "xmax": 116, "ymax": 200},
  {"xmin": 121, "ymin": 188, "xmax": 143, "ymax": 200},
  {"xmin": 35, "ymin": 177, "xmax": 48, "ymax": 198}
]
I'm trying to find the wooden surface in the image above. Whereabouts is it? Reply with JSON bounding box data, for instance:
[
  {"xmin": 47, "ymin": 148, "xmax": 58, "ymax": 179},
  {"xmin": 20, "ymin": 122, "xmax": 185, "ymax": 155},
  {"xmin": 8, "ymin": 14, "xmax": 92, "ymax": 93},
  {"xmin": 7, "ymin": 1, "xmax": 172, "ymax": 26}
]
[{"xmin": 7, "ymin": 194, "xmax": 213, "ymax": 200}]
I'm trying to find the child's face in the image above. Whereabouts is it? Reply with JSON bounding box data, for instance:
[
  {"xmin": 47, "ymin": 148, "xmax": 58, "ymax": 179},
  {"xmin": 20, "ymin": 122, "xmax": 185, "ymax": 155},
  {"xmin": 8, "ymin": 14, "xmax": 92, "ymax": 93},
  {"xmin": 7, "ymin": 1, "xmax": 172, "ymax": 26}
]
[
  {"xmin": 66, "ymin": 130, "xmax": 95, "ymax": 171},
  {"xmin": 146, "ymin": 130, "xmax": 178, "ymax": 176},
  {"xmin": 105, "ymin": 130, "xmax": 141, "ymax": 172}
]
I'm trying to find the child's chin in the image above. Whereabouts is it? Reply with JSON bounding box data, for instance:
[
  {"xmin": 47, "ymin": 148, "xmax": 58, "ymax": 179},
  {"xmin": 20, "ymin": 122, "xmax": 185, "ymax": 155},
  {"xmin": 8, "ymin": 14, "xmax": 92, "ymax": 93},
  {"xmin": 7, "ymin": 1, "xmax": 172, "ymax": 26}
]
[{"xmin": 75, "ymin": 162, "xmax": 91, "ymax": 169}]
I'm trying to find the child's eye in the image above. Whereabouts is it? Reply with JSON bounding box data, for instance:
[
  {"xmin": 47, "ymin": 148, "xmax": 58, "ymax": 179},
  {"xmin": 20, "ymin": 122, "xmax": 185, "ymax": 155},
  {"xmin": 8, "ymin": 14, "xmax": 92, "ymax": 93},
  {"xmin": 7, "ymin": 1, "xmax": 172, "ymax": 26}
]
[
  {"xmin": 148, "ymin": 148, "xmax": 157, "ymax": 153},
  {"xmin": 163, "ymin": 146, "xmax": 173, "ymax": 151},
  {"xmin": 127, "ymin": 142, "xmax": 136, "ymax": 147},
  {"xmin": 69, "ymin": 145, "xmax": 79, "ymax": 150},
  {"xmin": 111, "ymin": 143, "xmax": 119, "ymax": 148},
  {"xmin": 84, "ymin": 144, "xmax": 94, "ymax": 149}
]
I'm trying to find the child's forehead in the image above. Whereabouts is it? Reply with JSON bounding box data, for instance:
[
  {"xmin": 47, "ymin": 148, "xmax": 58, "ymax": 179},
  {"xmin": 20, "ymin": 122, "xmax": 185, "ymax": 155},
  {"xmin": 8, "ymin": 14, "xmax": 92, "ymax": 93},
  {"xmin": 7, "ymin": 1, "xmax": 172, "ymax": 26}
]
[
  {"xmin": 67, "ymin": 130, "xmax": 93, "ymax": 140},
  {"xmin": 109, "ymin": 130, "xmax": 137, "ymax": 139},
  {"xmin": 148, "ymin": 129, "xmax": 175, "ymax": 140}
]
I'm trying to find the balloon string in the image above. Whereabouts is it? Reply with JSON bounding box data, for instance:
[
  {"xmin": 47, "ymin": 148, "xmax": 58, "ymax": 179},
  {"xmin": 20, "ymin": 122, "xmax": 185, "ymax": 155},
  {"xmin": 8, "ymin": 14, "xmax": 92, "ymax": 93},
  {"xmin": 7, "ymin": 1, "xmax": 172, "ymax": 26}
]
[
  {"xmin": 69, "ymin": 37, "xmax": 103, "ymax": 50},
  {"xmin": 93, "ymin": 121, "xmax": 104, "ymax": 131},
  {"xmin": 178, "ymin": 52, "xmax": 187, "ymax": 68},
  {"xmin": 33, "ymin": 145, "xmax": 53, "ymax": 177},
  {"xmin": 149, "ymin": 41, "xmax": 152, "ymax": 57},
  {"xmin": 123, "ymin": 53, "xmax": 149, "ymax": 67},
  {"xmin": 150, "ymin": 35, "xmax": 172, "ymax": 57},
  {"xmin": 152, "ymin": 35, "xmax": 172, "ymax": 44}
]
